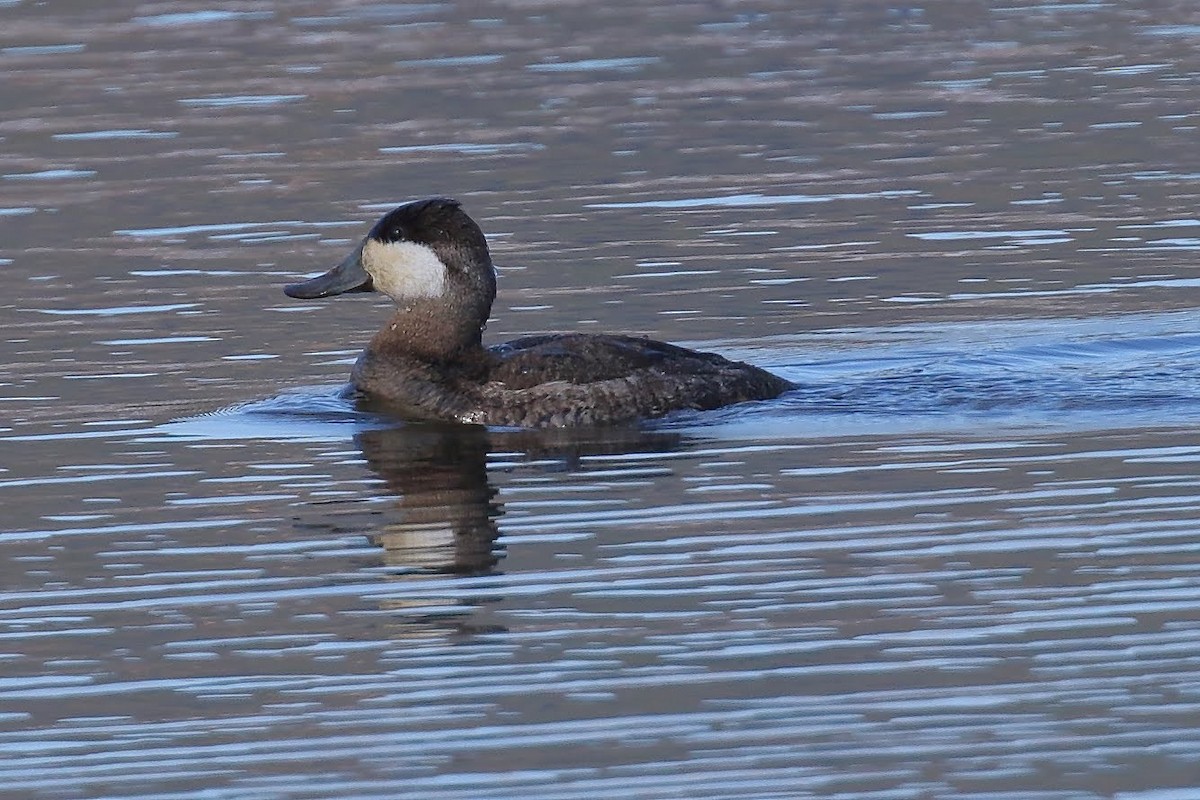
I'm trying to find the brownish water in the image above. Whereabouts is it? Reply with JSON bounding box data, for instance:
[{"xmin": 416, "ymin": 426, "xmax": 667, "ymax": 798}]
[{"xmin": 5, "ymin": 2, "xmax": 1200, "ymax": 798}]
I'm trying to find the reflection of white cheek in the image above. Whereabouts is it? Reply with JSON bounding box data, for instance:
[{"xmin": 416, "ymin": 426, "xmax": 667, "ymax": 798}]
[
  {"xmin": 361, "ymin": 240, "xmax": 448, "ymax": 300},
  {"xmin": 378, "ymin": 523, "xmax": 456, "ymax": 569}
]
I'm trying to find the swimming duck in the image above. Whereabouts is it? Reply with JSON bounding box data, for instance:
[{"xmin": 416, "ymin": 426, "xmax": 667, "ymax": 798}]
[{"xmin": 284, "ymin": 198, "xmax": 792, "ymax": 427}]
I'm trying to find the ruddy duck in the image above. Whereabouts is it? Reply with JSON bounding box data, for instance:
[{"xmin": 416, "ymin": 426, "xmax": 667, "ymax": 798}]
[{"xmin": 285, "ymin": 198, "xmax": 792, "ymax": 427}]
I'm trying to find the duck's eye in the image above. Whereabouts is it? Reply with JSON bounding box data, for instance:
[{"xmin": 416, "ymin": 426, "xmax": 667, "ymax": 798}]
[{"xmin": 386, "ymin": 226, "xmax": 405, "ymax": 241}]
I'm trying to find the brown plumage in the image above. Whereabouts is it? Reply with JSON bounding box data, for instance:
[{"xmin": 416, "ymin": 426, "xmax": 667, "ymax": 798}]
[{"xmin": 285, "ymin": 198, "xmax": 792, "ymax": 428}]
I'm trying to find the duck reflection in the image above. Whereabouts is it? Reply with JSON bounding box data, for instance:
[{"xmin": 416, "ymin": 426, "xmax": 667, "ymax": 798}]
[
  {"xmin": 352, "ymin": 424, "xmax": 692, "ymax": 576},
  {"xmin": 305, "ymin": 422, "xmax": 688, "ymax": 635},
  {"xmin": 355, "ymin": 423, "xmax": 501, "ymax": 576}
]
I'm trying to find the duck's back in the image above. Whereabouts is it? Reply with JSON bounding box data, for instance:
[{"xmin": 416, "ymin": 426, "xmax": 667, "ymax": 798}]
[{"xmin": 472, "ymin": 333, "xmax": 792, "ymax": 427}]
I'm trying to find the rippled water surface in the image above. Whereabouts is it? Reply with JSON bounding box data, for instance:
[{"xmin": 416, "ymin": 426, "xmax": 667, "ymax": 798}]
[{"xmin": 5, "ymin": 2, "xmax": 1200, "ymax": 798}]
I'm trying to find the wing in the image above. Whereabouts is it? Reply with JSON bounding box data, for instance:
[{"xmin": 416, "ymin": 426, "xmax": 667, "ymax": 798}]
[
  {"xmin": 467, "ymin": 333, "xmax": 791, "ymax": 427},
  {"xmin": 486, "ymin": 333, "xmax": 728, "ymax": 390}
]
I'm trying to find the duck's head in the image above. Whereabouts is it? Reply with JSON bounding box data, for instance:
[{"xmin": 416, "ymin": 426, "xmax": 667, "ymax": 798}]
[{"xmin": 285, "ymin": 198, "xmax": 497, "ymax": 318}]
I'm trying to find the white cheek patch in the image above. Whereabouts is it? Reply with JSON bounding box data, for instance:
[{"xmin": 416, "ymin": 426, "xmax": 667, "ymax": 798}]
[{"xmin": 361, "ymin": 239, "xmax": 448, "ymax": 302}]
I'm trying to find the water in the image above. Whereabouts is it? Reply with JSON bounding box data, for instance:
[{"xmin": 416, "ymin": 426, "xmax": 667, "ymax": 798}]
[{"xmin": 4, "ymin": 1, "xmax": 1200, "ymax": 798}]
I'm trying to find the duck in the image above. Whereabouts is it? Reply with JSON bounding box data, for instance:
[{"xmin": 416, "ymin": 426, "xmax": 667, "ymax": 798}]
[{"xmin": 284, "ymin": 197, "xmax": 792, "ymax": 428}]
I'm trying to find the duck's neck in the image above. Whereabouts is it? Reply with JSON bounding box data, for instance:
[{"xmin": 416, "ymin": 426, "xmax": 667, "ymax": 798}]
[
  {"xmin": 368, "ymin": 297, "xmax": 488, "ymax": 365},
  {"xmin": 349, "ymin": 299, "xmax": 493, "ymax": 421}
]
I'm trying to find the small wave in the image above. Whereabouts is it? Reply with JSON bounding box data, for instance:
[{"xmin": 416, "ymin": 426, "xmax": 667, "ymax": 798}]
[
  {"xmin": 151, "ymin": 385, "xmax": 388, "ymax": 442},
  {"xmin": 659, "ymin": 312, "xmax": 1200, "ymax": 438}
]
